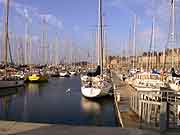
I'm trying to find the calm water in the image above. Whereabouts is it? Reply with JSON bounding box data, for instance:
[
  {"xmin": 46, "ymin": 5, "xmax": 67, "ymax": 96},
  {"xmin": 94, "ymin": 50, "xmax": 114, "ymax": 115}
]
[{"xmin": 0, "ymin": 76, "xmax": 117, "ymax": 126}]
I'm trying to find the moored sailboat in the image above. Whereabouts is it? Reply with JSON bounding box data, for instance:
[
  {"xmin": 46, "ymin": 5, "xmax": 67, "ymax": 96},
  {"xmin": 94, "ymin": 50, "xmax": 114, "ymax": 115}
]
[
  {"xmin": 0, "ymin": 0, "xmax": 24, "ymax": 88},
  {"xmin": 81, "ymin": 0, "xmax": 113, "ymax": 98}
]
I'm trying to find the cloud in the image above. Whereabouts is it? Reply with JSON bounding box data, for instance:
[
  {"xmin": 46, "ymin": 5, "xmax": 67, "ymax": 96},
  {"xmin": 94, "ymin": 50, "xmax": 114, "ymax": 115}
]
[
  {"xmin": 39, "ymin": 14, "xmax": 63, "ymax": 30},
  {"xmin": 13, "ymin": 3, "xmax": 33, "ymax": 22},
  {"xmin": 0, "ymin": 0, "xmax": 63, "ymax": 29},
  {"xmin": 110, "ymin": 0, "xmax": 180, "ymax": 47}
]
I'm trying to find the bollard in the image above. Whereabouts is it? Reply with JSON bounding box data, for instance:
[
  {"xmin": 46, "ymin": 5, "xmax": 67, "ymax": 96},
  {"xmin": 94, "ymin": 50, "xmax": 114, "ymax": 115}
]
[
  {"xmin": 160, "ymin": 102, "xmax": 168, "ymax": 132},
  {"xmin": 117, "ymin": 94, "xmax": 120, "ymax": 102}
]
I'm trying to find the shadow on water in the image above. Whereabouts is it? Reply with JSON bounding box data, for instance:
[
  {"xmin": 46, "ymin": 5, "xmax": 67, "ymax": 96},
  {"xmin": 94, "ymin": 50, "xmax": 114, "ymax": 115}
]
[
  {"xmin": 0, "ymin": 77, "xmax": 117, "ymax": 127},
  {"xmin": 0, "ymin": 87, "xmax": 24, "ymax": 97}
]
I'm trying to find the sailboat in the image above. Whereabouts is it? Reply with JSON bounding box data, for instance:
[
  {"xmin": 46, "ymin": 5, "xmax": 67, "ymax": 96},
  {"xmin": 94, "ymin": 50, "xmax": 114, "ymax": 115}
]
[
  {"xmin": 166, "ymin": 0, "xmax": 180, "ymax": 92},
  {"xmin": 0, "ymin": 0, "xmax": 24, "ymax": 88},
  {"xmin": 130, "ymin": 15, "xmax": 169, "ymax": 91},
  {"xmin": 81, "ymin": 0, "xmax": 113, "ymax": 98}
]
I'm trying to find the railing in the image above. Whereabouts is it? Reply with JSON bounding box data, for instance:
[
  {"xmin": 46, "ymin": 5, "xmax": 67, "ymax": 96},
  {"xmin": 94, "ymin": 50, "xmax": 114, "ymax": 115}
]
[{"xmin": 129, "ymin": 90, "xmax": 180, "ymax": 131}]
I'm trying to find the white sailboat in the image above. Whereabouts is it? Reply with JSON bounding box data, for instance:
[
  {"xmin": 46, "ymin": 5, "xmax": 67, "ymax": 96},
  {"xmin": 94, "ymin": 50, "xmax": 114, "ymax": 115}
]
[
  {"xmin": 132, "ymin": 72, "xmax": 168, "ymax": 91},
  {"xmin": 129, "ymin": 15, "xmax": 169, "ymax": 91},
  {"xmin": 81, "ymin": 0, "xmax": 113, "ymax": 98},
  {"xmin": 166, "ymin": 0, "xmax": 180, "ymax": 92},
  {"xmin": 0, "ymin": 0, "xmax": 24, "ymax": 89}
]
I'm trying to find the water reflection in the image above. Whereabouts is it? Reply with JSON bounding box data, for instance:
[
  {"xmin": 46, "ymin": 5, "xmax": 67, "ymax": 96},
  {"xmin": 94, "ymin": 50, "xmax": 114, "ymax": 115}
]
[
  {"xmin": 81, "ymin": 97, "xmax": 101, "ymax": 114},
  {"xmin": 0, "ymin": 96, "xmax": 11, "ymax": 119},
  {"xmin": 0, "ymin": 88, "xmax": 22, "ymax": 120},
  {"xmin": 0, "ymin": 78, "xmax": 117, "ymax": 126},
  {"xmin": 26, "ymin": 83, "xmax": 40, "ymax": 96}
]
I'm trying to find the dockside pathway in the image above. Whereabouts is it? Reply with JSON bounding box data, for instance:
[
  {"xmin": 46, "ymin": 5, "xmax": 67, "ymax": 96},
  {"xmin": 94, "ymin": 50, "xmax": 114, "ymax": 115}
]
[
  {"xmin": 112, "ymin": 72, "xmax": 139, "ymax": 128},
  {"xmin": 0, "ymin": 120, "xmax": 161, "ymax": 135},
  {"xmin": 0, "ymin": 120, "xmax": 180, "ymax": 135}
]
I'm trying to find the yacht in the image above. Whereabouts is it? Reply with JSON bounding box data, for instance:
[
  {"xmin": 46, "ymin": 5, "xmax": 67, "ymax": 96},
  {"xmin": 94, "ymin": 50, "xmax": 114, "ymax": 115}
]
[
  {"xmin": 0, "ymin": 76, "xmax": 24, "ymax": 88},
  {"xmin": 59, "ymin": 70, "xmax": 70, "ymax": 77},
  {"xmin": 0, "ymin": 0, "xmax": 24, "ymax": 89},
  {"xmin": 81, "ymin": 73, "xmax": 113, "ymax": 98},
  {"xmin": 168, "ymin": 68, "xmax": 180, "ymax": 91},
  {"xmin": 132, "ymin": 72, "xmax": 169, "ymax": 91},
  {"xmin": 28, "ymin": 73, "xmax": 48, "ymax": 82},
  {"xmin": 81, "ymin": 0, "xmax": 113, "ymax": 98}
]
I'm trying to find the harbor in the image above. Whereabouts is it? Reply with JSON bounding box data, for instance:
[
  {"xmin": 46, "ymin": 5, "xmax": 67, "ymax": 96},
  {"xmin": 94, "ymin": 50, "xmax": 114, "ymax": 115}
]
[
  {"xmin": 0, "ymin": 0, "xmax": 180, "ymax": 134},
  {"xmin": 0, "ymin": 77, "xmax": 117, "ymax": 126}
]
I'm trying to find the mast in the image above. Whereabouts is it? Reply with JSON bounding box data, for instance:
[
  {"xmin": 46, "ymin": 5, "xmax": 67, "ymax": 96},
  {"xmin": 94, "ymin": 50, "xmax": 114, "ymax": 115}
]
[
  {"xmin": 128, "ymin": 24, "xmax": 132, "ymax": 69},
  {"xmin": 132, "ymin": 15, "xmax": 137, "ymax": 70},
  {"xmin": 41, "ymin": 17, "xmax": 48, "ymax": 65},
  {"xmin": 151, "ymin": 16, "xmax": 155, "ymax": 69},
  {"xmin": 147, "ymin": 16, "xmax": 155, "ymax": 71},
  {"xmin": 171, "ymin": 0, "xmax": 175, "ymax": 68},
  {"xmin": 102, "ymin": 14, "xmax": 107, "ymax": 68},
  {"xmin": 4, "ymin": 0, "xmax": 10, "ymax": 66},
  {"xmin": 55, "ymin": 33, "xmax": 59, "ymax": 65},
  {"xmin": 98, "ymin": 0, "xmax": 104, "ymax": 75}
]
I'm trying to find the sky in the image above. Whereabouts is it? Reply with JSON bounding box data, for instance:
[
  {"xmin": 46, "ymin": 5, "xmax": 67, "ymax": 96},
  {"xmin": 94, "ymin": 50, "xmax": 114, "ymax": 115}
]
[{"xmin": 0, "ymin": 0, "xmax": 180, "ymax": 59}]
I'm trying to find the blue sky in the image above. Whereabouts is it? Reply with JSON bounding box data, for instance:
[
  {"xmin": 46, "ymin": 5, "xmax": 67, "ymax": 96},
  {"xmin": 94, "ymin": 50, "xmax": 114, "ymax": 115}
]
[{"xmin": 0, "ymin": 0, "xmax": 180, "ymax": 58}]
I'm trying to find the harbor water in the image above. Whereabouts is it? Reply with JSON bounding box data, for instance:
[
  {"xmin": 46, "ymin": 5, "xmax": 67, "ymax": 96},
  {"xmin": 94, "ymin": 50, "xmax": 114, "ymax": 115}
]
[{"xmin": 0, "ymin": 76, "xmax": 117, "ymax": 127}]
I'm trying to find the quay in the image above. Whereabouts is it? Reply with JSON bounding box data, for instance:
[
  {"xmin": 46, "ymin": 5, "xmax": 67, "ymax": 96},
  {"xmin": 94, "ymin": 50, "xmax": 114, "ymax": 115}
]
[
  {"xmin": 0, "ymin": 120, "xmax": 180, "ymax": 135},
  {"xmin": 0, "ymin": 120, "xmax": 160, "ymax": 135}
]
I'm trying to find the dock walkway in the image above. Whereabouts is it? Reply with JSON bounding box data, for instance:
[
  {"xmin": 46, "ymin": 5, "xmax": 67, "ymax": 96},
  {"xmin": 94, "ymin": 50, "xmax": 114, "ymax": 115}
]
[{"xmin": 112, "ymin": 72, "xmax": 139, "ymax": 128}]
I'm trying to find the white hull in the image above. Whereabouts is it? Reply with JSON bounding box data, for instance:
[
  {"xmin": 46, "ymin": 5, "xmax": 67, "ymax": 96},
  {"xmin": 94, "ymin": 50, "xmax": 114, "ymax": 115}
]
[
  {"xmin": 59, "ymin": 72, "xmax": 70, "ymax": 77},
  {"xmin": 169, "ymin": 83, "xmax": 180, "ymax": 91},
  {"xmin": 134, "ymin": 86, "xmax": 160, "ymax": 91},
  {"xmin": 70, "ymin": 72, "xmax": 77, "ymax": 76},
  {"xmin": 0, "ymin": 80, "xmax": 24, "ymax": 89},
  {"xmin": 81, "ymin": 83, "xmax": 112, "ymax": 98}
]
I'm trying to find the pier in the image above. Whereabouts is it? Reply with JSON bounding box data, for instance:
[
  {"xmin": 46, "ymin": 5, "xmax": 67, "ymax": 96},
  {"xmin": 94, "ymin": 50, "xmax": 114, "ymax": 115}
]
[
  {"xmin": 112, "ymin": 72, "xmax": 139, "ymax": 128},
  {"xmin": 112, "ymin": 70, "xmax": 180, "ymax": 133}
]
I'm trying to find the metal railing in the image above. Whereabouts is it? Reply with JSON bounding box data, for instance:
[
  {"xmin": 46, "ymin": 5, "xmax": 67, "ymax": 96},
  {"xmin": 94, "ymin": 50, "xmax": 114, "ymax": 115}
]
[{"xmin": 129, "ymin": 90, "xmax": 180, "ymax": 131}]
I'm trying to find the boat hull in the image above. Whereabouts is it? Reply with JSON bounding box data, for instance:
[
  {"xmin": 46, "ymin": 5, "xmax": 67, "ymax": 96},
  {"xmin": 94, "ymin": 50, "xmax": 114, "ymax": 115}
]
[
  {"xmin": 0, "ymin": 80, "xmax": 24, "ymax": 88},
  {"xmin": 81, "ymin": 84, "xmax": 112, "ymax": 98},
  {"xmin": 169, "ymin": 83, "xmax": 180, "ymax": 91},
  {"xmin": 28, "ymin": 76, "xmax": 48, "ymax": 82},
  {"xmin": 59, "ymin": 72, "xmax": 70, "ymax": 77}
]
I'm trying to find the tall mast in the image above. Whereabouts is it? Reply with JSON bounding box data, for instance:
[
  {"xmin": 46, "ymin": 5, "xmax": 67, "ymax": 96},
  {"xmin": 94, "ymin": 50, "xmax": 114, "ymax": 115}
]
[
  {"xmin": 98, "ymin": 0, "xmax": 103, "ymax": 75},
  {"xmin": 151, "ymin": 16, "xmax": 155, "ymax": 69},
  {"xmin": 128, "ymin": 24, "xmax": 132, "ymax": 69},
  {"xmin": 55, "ymin": 33, "xmax": 59, "ymax": 65},
  {"xmin": 147, "ymin": 16, "xmax": 155, "ymax": 71},
  {"xmin": 132, "ymin": 15, "xmax": 137, "ymax": 70},
  {"xmin": 4, "ymin": 0, "xmax": 10, "ymax": 65},
  {"xmin": 41, "ymin": 17, "xmax": 48, "ymax": 65},
  {"xmin": 171, "ymin": 0, "xmax": 175, "ymax": 68}
]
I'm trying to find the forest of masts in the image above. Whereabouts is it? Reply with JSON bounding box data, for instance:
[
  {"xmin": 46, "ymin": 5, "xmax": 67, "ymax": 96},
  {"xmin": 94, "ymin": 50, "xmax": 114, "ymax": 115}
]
[{"xmin": 0, "ymin": 19, "xmax": 99, "ymax": 65}]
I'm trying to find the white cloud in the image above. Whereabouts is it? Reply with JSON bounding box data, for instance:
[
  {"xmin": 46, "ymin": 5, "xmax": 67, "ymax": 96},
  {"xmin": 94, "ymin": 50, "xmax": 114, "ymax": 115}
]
[
  {"xmin": 110, "ymin": 0, "xmax": 180, "ymax": 48},
  {"xmin": 40, "ymin": 14, "xmax": 63, "ymax": 30},
  {"xmin": 0, "ymin": 0, "xmax": 63, "ymax": 30}
]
